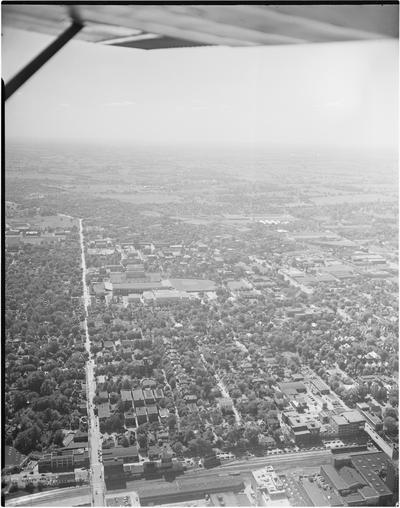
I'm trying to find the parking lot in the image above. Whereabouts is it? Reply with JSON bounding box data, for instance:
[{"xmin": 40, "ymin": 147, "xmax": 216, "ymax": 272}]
[{"xmin": 281, "ymin": 473, "xmax": 312, "ymax": 507}]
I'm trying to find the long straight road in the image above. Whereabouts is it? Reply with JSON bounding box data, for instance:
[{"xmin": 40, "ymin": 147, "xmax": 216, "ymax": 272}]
[{"xmin": 79, "ymin": 219, "xmax": 105, "ymax": 507}]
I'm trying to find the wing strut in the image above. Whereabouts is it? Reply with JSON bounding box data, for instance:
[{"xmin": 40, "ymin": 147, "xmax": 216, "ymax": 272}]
[{"xmin": 4, "ymin": 19, "xmax": 84, "ymax": 101}]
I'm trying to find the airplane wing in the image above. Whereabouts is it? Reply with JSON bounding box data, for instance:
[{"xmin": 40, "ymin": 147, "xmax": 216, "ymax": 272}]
[
  {"xmin": 2, "ymin": 4, "xmax": 398, "ymax": 100},
  {"xmin": 2, "ymin": 4, "xmax": 398, "ymax": 50}
]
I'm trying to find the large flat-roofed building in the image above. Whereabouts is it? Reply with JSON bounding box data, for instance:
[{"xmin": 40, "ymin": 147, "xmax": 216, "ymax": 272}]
[
  {"xmin": 358, "ymin": 409, "xmax": 383, "ymax": 431},
  {"xmin": 321, "ymin": 465, "xmax": 351, "ymax": 495},
  {"xmin": 330, "ymin": 411, "xmax": 365, "ymax": 438},
  {"xmin": 285, "ymin": 414, "xmax": 320, "ymax": 444},
  {"xmin": 350, "ymin": 453, "xmax": 395, "ymax": 504},
  {"xmin": 166, "ymin": 278, "xmax": 217, "ymax": 293},
  {"xmin": 126, "ymin": 264, "xmax": 146, "ymax": 279},
  {"xmin": 301, "ymin": 478, "xmax": 331, "ymax": 506},
  {"xmin": 151, "ymin": 289, "xmax": 189, "ymax": 304},
  {"xmin": 103, "ymin": 446, "xmax": 139, "ymax": 464},
  {"xmin": 112, "ymin": 282, "xmax": 165, "ymax": 296},
  {"xmin": 351, "ymin": 253, "xmax": 386, "ymax": 265},
  {"xmin": 321, "ymin": 452, "xmax": 396, "ymax": 505},
  {"xmin": 278, "ymin": 381, "xmax": 307, "ymax": 397},
  {"xmin": 251, "ymin": 467, "xmax": 286, "ymax": 501},
  {"xmin": 137, "ymin": 476, "xmax": 244, "ymax": 506},
  {"xmin": 38, "ymin": 451, "xmax": 89, "ymax": 473},
  {"xmin": 104, "ymin": 457, "xmax": 126, "ymax": 490},
  {"xmin": 310, "ymin": 378, "xmax": 330, "ymax": 395}
]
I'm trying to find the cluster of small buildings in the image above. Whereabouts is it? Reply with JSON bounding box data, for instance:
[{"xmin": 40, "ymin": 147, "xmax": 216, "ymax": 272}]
[
  {"xmin": 5, "ymin": 215, "xmax": 77, "ymax": 250},
  {"xmin": 5, "ymin": 228, "xmax": 70, "ymax": 248},
  {"xmin": 93, "ymin": 330, "xmax": 148, "ymax": 370},
  {"xmin": 97, "ymin": 380, "xmax": 166, "ymax": 427},
  {"xmin": 163, "ymin": 344, "xmax": 202, "ymax": 406},
  {"xmin": 277, "ymin": 374, "xmax": 370, "ymax": 446},
  {"xmin": 89, "ymin": 249, "xmax": 218, "ymax": 306}
]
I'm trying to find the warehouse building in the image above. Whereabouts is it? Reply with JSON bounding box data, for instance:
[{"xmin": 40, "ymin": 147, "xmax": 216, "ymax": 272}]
[{"xmin": 138, "ymin": 477, "xmax": 244, "ymax": 506}]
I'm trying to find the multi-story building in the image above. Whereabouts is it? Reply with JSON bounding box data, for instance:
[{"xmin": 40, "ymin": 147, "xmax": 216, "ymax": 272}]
[
  {"xmin": 104, "ymin": 457, "xmax": 126, "ymax": 490},
  {"xmin": 310, "ymin": 378, "xmax": 330, "ymax": 395},
  {"xmin": 330, "ymin": 411, "xmax": 365, "ymax": 439},
  {"xmin": 251, "ymin": 467, "xmax": 286, "ymax": 505},
  {"xmin": 356, "ymin": 403, "xmax": 383, "ymax": 431},
  {"xmin": 38, "ymin": 451, "xmax": 89, "ymax": 474},
  {"xmin": 285, "ymin": 414, "xmax": 321, "ymax": 445}
]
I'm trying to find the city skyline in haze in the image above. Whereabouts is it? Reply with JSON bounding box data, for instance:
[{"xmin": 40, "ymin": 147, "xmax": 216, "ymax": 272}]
[{"xmin": 3, "ymin": 27, "xmax": 398, "ymax": 153}]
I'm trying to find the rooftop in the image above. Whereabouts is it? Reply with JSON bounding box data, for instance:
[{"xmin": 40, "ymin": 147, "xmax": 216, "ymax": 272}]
[
  {"xmin": 132, "ymin": 389, "xmax": 144, "ymax": 400},
  {"xmin": 121, "ymin": 390, "xmax": 133, "ymax": 401},
  {"xmin": 339, "ymin": 466, "xmax": 366, "ymax": 488},
  {"xmin": 252, "ymin": 468, "xmax": 285, "ymax": 494},
  {"xmin": 137, "ymin": 476, "xmax": 244, "ymax": 501},
  {"xmin": 113, "ymin": 281, "xmax": 165, "ymax": 290},
  {"xmin": 167, "ymin": 278, "xmax": 217, "ymax": 292},
  {"xmin": 341, "ymin": 410, "xmax": 365, "ymax": 424},
  {"xmin": 320, "ymin": 464, "xmax": 348, "ymax": 491},
  {"xmin": 301, "ymin": 478, "xmax": 330, "ymax": 506},
  {"xmin": 103, "ymin": 446, "xmax": 139, "ymax": 458}
]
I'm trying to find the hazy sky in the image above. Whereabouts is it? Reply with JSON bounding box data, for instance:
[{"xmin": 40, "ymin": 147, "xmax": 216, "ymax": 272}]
[{"xmin": 3, "ymin": 26, "xmax": 398, "ymax": 151}]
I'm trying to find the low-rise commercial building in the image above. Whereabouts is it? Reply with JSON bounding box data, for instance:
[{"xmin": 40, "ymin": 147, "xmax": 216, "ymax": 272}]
[
  {"xmin": 102, "ymin": 446, "xmax": 139, "ymax": 464},
  {"xmin": 38, "ymin": 451, "xmax": 89, "ymax": 473},
  {"xmin": 251, "ymin": 467, "xmax": 286, "ymax": 503},
  {"xmin": 310, "ymin": 378, "xmax": 330, "ymax": 395}
]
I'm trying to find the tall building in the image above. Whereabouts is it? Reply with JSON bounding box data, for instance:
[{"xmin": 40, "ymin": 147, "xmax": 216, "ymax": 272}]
[{"xmin": 104, "ymin": 457, "xmax": 126, "ymax": 490}]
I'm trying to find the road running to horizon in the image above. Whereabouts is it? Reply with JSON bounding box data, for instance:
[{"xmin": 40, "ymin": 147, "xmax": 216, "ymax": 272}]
[{"xmin": 79, "ymin": 218, "xmax": 105, "ymax": 507}]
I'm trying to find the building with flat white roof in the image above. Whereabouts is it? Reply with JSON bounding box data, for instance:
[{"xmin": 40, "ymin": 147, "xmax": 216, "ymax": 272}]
[{"xmin": 251, "ymin": 467, "xmax": 286, "ymax": 501}]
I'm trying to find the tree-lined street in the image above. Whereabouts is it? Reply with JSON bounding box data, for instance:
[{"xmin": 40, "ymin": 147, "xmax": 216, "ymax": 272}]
[{"xmin": 80, "ymin": 219, "xmax": 105, "ymax": 507}]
